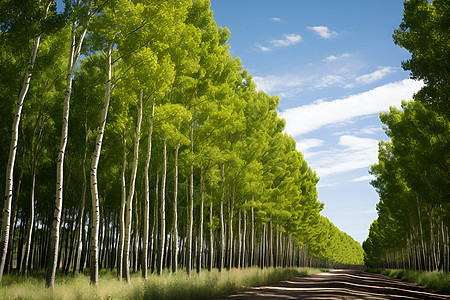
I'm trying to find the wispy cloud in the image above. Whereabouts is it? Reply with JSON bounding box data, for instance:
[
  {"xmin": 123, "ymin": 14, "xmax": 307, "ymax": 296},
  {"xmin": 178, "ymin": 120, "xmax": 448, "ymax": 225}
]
[
  {"xmin": 307, "ymin": 26, "xmax": 338, "ymax": 39},
  {"xmin": 256, "ymin": 44, "xmax": 271, "ymax": 52},
  {"xmin": 280, "ymin": 79, "xmax": 424, "ymax": 136},
  {"xmin": 349, "ymin": 175, "xmax": 375, "ymax": 182},
  {"xmin": 333, "ymin": 125, "xmax": 383, "ymax": 136},
  {"xmin": 356, "ymin": 67, "xmax": 396, "ymax": 84},
  {"xmin": 270, "ymin": 33, "xmax": 302, "ymax": 47},
  {"xmin": 296, "ymin": 138, "xmax": 325, "ymax": 152},
  {"xmin": 272, "ymin": 17, "xmax": 284, "ymax": 22},
  {"xmin": 325, "ymin": 53, "xmax": 351, "ymax": 62},
  {"xmin": 253, "ymin": 74, "xmax": 307, "ymax": 94},
  {"xmin": 306, "ymin": 135, "xmax": 379, "ymax": 177},
  {"xmin": 256, "ymin": 33, "xmax": 302, "ymax": 52}
]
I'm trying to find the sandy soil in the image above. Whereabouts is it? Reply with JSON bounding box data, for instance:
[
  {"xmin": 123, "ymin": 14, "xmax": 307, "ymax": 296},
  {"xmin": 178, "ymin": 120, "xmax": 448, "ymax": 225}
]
[{"xmin": 218, "ymin": 269, "xmax": 450, "ymax": 299}]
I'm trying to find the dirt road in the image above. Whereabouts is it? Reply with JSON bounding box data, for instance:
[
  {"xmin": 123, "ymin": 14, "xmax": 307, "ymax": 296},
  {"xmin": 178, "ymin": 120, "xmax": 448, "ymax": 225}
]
[{"xmin": 219, "ymin": 269, "xmax": 450, "ymax": 299}]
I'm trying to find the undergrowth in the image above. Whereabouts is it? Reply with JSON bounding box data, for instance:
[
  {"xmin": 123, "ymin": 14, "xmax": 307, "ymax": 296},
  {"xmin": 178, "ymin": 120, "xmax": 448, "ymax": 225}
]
[
  {"xmin": 368, "ymin": 268, "xmax": 450, "ymax": 294},
  {"xmin": 0, "ymin": 267, "xmax": 324, "ymax": 299}
]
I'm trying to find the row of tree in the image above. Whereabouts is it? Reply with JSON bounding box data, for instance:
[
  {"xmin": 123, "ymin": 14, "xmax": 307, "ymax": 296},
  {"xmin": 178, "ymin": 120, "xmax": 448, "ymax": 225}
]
[
  {"xmin": 0, "ymin": 0, "xmax": 364, "ymax": 288},
  {"xmin": 363, "ymin": 0, "xmax": 450, "ymax": 272}
]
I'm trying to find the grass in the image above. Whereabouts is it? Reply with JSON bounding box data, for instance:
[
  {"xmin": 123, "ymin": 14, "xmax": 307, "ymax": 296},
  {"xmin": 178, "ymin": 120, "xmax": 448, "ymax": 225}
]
[
  {"xmin": 0, "ymin": 267, "xmax": 325, "ymax": 299},
  {"xmin": 368, "ymin": 268, "xmax": 450, "ymax": 294}
]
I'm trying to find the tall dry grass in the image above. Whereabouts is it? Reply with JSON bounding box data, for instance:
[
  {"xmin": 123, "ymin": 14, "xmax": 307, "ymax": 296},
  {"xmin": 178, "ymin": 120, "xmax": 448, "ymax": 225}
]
[
  {"xmin": 369, "ymin": 268, "xmax": 450, "ymax": 294},
  {"xmin": 0, "ymin": 267, "xmax": 324, "ymax": 299}
]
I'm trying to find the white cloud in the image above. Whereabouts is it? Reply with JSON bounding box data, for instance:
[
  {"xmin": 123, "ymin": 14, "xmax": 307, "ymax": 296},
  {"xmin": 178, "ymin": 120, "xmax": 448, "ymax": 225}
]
[
  {"xmin": 355, "ymin": 67, "xmax": 396, "ymax": 84},
  {"xmin": 253, "ymin": 74, "xmax": 306, "ymax": 94},
  {"xmin": 332, "ymin": 125, "xmax": 382, "ymax": 136},
  {"xmin": 305, "ymin": 135, "xmax": 379, "ymax": 178},
  {"xmin": 314, "ymin": 75, "xmax": 344, "ymax": 88},
  {"xmin": 279, "ymin": 79, "xmax": 424, "ymax": 136},
  {"xmin": 272, "ymin": 17, "xmax": 284, "ymax": 22},
  {"xmin": 326, "ymin": 55, "xmax": 338, "ymax": 61},
  {"xmin": 325, "ymin": 53, "xmax": 352, "ymax": 62},
  {"xmin": 307, "ymin": 26, "xmax": 338, "ymax": 39},
  {"xmin": 256, "ymin": 44, "xmax": 271, "ymax": 52},
  {"xmin": 256, "ymin": 33, "xmax": 302, "ymax": 52},
  {"xmin": 296, "ymin": 138, "xmax": 325, "ymax": 152},
  {"xmin": 317, "ymin": 182, "xmax": 338, "ymax": 188},
  {"xmin": 271, "ymin": 33, "xmax": 302, "ymax": 47},
  {"xmin": 349, "ymin": 175, "xmax": 375, "ymax": 182}
]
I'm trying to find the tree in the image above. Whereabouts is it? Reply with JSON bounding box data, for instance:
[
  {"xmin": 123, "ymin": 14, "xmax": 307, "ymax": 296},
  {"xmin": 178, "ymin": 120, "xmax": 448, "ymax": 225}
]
[{"xmin": 393, "ymin": 0, "xmax": 450, "ymax": 114}]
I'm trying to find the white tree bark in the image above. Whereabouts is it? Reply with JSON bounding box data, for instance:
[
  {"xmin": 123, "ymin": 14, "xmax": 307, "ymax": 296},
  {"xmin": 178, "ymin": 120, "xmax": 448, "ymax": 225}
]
[
  {"xmin": 74, "ymin": 122, "xmax": 88, "ymax": 275},
  {"xmin": 89, "ymin": 42, "xmax": 113, "ymax": 285},
  {"xmin": 123, "ymin": 90, "xmax": 143, "ymax": 284},
  {"xmin": 0, "ymin": 2, "xmax": 51, "ymax": 282},
  {"xmin": 158, "ymin": 137, "xmax": 167, "ymax": 275},
  {"xmin": 186, "ymin": 124, "xmax": 194, "ymax": 277},
  {"xmin": 219, "ymin": 165, "xmax": 225, "ymax": 272},
  {"xmin": 197, "ymin": 166, "xmax": 204, "ymax": 273},
  {"xmin": 172, "ymin": 144, "xmax": 179, "ymax": 274},
  {"xmin": 142, "ymin": 101, "xmax": 154, "ymax": 280},
  {"xmin": 46, "ymin": 13, "xmax": 91, "ymax": 288},
  {"xmin": 117, "ymin": 135, "xmax": 126, "ymax": 281}
]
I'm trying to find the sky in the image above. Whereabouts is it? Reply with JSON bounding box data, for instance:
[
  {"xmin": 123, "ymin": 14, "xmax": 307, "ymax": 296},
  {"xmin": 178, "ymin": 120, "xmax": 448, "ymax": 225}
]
[{"xmin": 210, "ymin": 0, "xmax": 423, "ymax": 244}]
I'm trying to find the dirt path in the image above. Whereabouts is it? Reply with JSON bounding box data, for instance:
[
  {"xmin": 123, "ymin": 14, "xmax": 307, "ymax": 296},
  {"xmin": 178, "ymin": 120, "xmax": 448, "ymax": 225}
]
[{"xmin": 218, "ymin": 269, "xmax": 450, "ymax": 299}]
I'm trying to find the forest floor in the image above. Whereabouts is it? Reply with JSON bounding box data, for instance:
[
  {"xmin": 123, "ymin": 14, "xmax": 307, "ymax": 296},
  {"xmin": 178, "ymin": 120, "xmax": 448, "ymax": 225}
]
[
  {"xmin": 218, "ymin": 269, "xmax": 450, "ymax": 299},
  {"xmin": 0, "ymin": 267, "xmax": 323, "ymax": 299}
]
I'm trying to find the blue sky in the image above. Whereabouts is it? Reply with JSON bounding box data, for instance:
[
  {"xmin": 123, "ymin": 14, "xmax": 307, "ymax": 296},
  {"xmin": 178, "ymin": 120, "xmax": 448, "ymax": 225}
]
[{"xmin": 210, "ymin": 0, "xmax": 423, "ymax": 244}]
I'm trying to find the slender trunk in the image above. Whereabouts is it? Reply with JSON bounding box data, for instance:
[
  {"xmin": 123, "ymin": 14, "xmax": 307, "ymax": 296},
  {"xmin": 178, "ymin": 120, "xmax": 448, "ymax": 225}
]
[
  {"xmin": 219, "ymin": 165, "xmax": 225, "ymax": 272},
  {"xmin": 73, "ymin": 124, "xmax": 87, "ymax": 275},
  {"xmin": 228, "ymin": 187, "xmax": 236, "ymax": 270},
  {"xmin": 46, "ymin": 14, "xmax": 90, "ymax": 288},
  {"xmin": 250, "ymin": 204, "xmax": 254, "ymax": 267},
  {"xmin": 208, "ymin": 198, "xmax": 213, "ymax": 272},
  {"xmin": 142, "ymin": 101, "xmax": 154, "ymax": 280},
  {"xmin": 151, "ymin": 174, "xmax": 159, "ymax": 274},
  {"xmin": 89, "ymin": 42, "xmax": 112, "ymax": 286},
  {"xmin": 238, "ymin": 210, "xmax": 242, "ymax": 268},
  {"xmin": 187, "ymin": 125, "xmax": 194, "ymax": 277},
  {"xmin": 197, "ymin": 166, "xmax": 204, "ymax": 273},
  {"xmin": 117, "ymin": 135, "xmax": 127, "ymax": 281},
  {"xmin": 158, "ymin": 138, "xmax": 167, "ymax": 276},
  {"xmin": 241, "ymin": 203, "xmax": 246, "ymax": 268},
  {"xmin": 172, "ymin": 144, "xmax": 179, "ymax": 274},
  {"xmin": 23, "ymin": 171, "xmax": 36, "ymax": 278},
  {"xmin": 269, "ymin": 220, "xmax": 273, "ymax": 267},
  {"xmin": 123, "ymin": 91, "xmax": 143, "ymax": 284},
  {"xmin": 0, "ymin": 3, "xmax": 51, "ymax": 281}
]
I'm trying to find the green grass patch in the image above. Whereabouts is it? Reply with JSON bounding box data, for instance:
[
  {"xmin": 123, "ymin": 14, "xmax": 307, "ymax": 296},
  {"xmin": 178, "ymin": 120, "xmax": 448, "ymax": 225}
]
[
  {"xmin": 0, "ymin": 267, "xmax": 324, "ymax": 299},
  {"xmin": 368, "ymin": 268, "xmax": 450, "ymax": 294}
]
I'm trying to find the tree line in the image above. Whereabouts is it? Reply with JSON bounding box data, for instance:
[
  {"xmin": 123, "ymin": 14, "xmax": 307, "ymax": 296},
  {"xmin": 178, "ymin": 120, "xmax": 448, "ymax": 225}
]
[
  {"xmin": 0, "ymin": 0, "xmax": 364, "ymax": 288},
  {"xmin": 364, "ymin": 0, "xmax": 449, "ymax": 272}
]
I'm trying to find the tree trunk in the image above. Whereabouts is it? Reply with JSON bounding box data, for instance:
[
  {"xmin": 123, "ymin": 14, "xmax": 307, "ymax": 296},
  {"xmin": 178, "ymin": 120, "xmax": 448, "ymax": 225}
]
[
  {"xmin": 123, "ymin": 90, "xmax": 143, "ymax": 284},
  {"xmin": 23, "ymin": 171, "xmax": 36, "ymax": 278},
  {"xmin": 73, "ymin": 123, "xmax": 88, "ymax": 275},
  {"xmin": 186, "ymin": 125, "xmax": 194, "ymax": 277},
  {"xmin": 172, "ymin": 144, "xmax": 179, "ymax": 274},
  {"xmin": 89, "ymin": 42, "xmax": 112, "ymax": 286},
  {"xmin": 117, "ymin": 135, "xmax": 127, "ymax": 281},
  {"xmin": 46, "ymin": 15, "xmax": 90, "ymax": 288},
  {"xmin": 142, "ymin": 101, "xmax": 154, "ymax": 280},
  {"xmin": 208, "ymin": 197, "xmax": 213, "ymax": 272},
  {"xmin": 227, "ymin": 188, "xmax": 234, "ymax": 270},
  {"xmin": 158, "ymin": 138, "xmax": 167, "ymax": 276},
  {"xmin": 197, "ymin": 166, "xmax": 204, "ymax": 273},
  {"xmin": 219, "ymin": 165, "xmax": 225, "ymax": 272}
]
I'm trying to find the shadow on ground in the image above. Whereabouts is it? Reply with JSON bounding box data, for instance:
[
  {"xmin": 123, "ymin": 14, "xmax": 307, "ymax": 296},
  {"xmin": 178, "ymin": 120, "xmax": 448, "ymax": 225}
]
[{"xmin": 218, "ymin": 269, "xmax": 450, "ymax": 299}]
